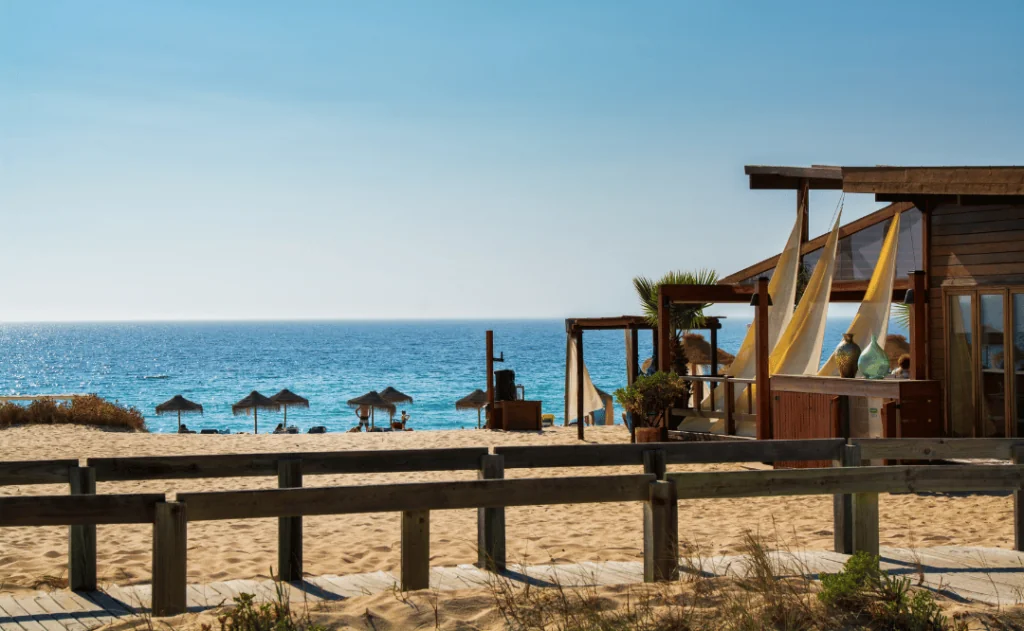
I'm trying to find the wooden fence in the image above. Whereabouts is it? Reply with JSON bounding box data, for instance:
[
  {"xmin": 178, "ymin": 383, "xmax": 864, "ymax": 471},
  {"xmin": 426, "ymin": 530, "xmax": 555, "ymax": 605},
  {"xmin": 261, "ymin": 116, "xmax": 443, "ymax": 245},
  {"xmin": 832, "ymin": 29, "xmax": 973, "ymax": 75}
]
[
  {"xmin": 2, "ymin": 438, "xmax": 1024, "ymax": 617},
  {"xmin": 671, "ymin": 374, "xmax": 756, "ymax": 435}
]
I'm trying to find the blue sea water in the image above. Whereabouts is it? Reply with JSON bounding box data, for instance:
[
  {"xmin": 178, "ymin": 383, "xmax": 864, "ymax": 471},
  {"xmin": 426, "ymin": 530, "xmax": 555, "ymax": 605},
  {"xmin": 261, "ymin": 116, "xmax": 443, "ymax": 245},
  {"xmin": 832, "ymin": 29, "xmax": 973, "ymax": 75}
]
[{"xmin": 0, "ymin": 318, "xmax": 901, "ymax": 433}]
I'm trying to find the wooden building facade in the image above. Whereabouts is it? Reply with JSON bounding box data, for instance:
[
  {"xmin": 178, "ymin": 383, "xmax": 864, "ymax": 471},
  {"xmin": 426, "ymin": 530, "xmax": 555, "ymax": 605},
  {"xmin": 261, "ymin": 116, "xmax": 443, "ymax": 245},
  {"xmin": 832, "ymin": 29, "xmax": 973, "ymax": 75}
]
[{"xmin": 724, "ymin": 166, "xmax": 1024, "ymax": 440}]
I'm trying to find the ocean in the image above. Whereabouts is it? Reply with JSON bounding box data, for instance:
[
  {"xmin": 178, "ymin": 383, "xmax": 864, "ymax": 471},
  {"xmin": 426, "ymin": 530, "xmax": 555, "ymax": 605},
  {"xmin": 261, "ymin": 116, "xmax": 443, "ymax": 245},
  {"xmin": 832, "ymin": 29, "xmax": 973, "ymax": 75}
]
[{"xmin": 0, "ymin": 318, "xmax": 900, "ymax": 433}]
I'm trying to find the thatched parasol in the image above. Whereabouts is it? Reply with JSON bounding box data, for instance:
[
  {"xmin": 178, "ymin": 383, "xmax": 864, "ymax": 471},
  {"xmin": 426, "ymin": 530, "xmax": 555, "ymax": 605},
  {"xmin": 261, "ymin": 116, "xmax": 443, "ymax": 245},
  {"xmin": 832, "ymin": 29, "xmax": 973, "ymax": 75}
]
[
  {"xmin": 347, "ymin": 391, "xmax": 395, "ymax": 430},
  {"xmin": 270, "ymin": 389, "xmax": 309, "ymax": 428},
  {"xmin": 455, "ymin": 389, "xmax": 487, "ymax": 429},
  {"xmin": 380, "ymin": 387, "xmax": 413, "ymax": 424},
  {"xmin": 885, "ymin": 334, "xmax": 911, "ymax": 369},
  {"xmin": 681, "ymin": 333, "xmax": 736, "ymax": 367},
  {"xmin": 232, "ymin": 391, "xmax": 280, "ymax": 434},
  {"xmin": 155, "ymin": 395, "xmax": 203, "ymax": 432}
]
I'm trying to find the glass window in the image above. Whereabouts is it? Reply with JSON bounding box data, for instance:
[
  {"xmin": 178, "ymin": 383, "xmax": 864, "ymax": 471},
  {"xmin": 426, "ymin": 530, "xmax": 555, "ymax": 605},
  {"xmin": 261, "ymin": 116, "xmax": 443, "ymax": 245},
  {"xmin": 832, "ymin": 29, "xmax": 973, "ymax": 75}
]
[
  {"xmin": 979, "ymin": 294, "xmax": 1007, "ymax": 437},
  {"xmin": 1013, "ymin": 294, "xmax": 1024, "ymax": 437},
  {"xmin": 948, "ymin": 294, "xmax": 976, "ymax": 437}
]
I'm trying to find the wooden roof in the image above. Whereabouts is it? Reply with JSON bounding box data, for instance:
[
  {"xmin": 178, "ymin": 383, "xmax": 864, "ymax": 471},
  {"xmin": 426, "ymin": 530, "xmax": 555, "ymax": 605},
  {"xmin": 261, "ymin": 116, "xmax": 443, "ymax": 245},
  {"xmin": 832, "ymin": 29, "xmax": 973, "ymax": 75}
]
[
  {"xmin": 843, "ymin": 166, "xmax": 1024, "ymax": 199},
  {"xmin": 565, "ymin": 316, "xmax": 652, "ymax": 332},
  {"xmin": 745, "ymin": 165, "xmax": 843, "ymax": 190},
  {"xmin": 720, "ymin": 202, "xmax": 913, "ymax": 284}
]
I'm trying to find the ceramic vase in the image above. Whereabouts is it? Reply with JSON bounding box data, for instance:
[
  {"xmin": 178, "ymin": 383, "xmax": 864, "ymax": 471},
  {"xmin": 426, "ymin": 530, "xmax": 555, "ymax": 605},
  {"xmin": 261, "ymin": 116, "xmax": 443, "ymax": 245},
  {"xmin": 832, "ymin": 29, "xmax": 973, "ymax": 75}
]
[
  {"xmin": 834, "ymin": 333, "xmax": 861, "ymax": 378},
  {"xmin": 858, "ymin": 334, "xmax": 890, "ymax": 379}
]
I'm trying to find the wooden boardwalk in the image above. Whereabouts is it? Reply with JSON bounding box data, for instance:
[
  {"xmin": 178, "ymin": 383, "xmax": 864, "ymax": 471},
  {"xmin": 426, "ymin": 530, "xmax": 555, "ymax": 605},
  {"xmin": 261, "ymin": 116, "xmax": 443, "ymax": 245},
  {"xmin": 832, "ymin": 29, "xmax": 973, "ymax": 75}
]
[{"xmin": 1, "ymin": 546, "xmax": 1022, "ymax": 630}]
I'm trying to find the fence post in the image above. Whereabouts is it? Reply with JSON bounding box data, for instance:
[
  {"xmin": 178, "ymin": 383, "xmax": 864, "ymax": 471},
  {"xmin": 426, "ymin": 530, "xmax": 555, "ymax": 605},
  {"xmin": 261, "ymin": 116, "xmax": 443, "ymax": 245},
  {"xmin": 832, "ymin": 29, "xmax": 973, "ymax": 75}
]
[
  {"xmin": 832, "ymin": 444, "xmax": 856, "ymax": 554},
  {"xmin": 848, "ymin": 442, "xmax": 879, "ymax": 556},
  {"xmin": 643, "ymin": 480, "xmax": 678, "ymax": 582},
  {"xmin": 278, "ymin": 458, "xmax": 303, "ymax": 582},
  {"xmin": 643, "ymin": 449, "xmax": 667, "ymax": 481},
  {"xmin": 724, "ymin": 379, "xmax": 735, "ymax": 436},
  {"xmin": 69, "ymin": 465, "xmax": 97, "ymax": 592},
  {"xmin": 1013, "ymin": 445, "xmax": 1024, "ymax": 551},
  {"xmin": 477, "ymin": 454, "xmax": 506, "ymax": 571},
  {"xmin": 401, "ymin": 510, "xmax": 430, "ymax": 591},
  {"xmin": 152, "ymin": 501, "xmax": 187, "ymax": 617}
]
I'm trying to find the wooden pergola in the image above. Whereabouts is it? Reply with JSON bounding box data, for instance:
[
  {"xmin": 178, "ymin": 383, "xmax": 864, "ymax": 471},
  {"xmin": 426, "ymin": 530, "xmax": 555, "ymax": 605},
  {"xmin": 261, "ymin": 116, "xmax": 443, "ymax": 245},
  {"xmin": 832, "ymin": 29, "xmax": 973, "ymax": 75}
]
[{"xmin": 564, "ymin": 314, "xmax": 727, "ymax": 441}]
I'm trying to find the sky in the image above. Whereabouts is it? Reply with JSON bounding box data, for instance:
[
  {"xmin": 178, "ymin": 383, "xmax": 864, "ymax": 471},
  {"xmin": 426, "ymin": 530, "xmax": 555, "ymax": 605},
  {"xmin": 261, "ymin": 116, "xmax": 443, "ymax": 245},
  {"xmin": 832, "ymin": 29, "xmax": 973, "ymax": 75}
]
[{"xmin": 1, "ymin": 1, "xmax": 1022, "ymax": 322}]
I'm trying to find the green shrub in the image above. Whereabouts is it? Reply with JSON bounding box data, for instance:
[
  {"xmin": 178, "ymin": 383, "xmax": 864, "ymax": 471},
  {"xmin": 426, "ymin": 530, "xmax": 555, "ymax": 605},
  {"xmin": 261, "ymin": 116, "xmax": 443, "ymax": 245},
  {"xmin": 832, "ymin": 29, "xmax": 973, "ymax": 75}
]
[
  {"xmin": 614, "ymin": 371, "xmax": 687, "ymax": 427},
  {"xmin": 0, "ymin": 395, "xmax": 146, "ymax": 431},
  {"xmin": 819, "ymin": 551, "xmax": 964, "ymax": 631},
  {"xmin": 207, "ymin": 591, "xmax": 325, "ymax": 631}
]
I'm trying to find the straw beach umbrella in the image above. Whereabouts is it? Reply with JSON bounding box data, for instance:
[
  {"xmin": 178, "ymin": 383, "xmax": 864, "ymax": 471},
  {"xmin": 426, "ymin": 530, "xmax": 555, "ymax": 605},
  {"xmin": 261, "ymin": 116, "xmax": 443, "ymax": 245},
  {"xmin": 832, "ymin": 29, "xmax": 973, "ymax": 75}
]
[
  {"xmin": 455, "ymin": 389, "xmax": 487, "ymax": 429},
  {"xmin": 346, "ymin": 391, "xmax": 395, "ymax": 430},
  {"xmin": 232, "ymin": 391, "xmax": 280, "ymax": 434},
  {"xmin": 270, "ymin": 389, "xmax": 309, "ymax": 428},
  {"xmin": 380, "ymin": 386, "xmax": 413, "ymax": 425},
  {"xmin": 155, "ymin": 395, "xmax": 203, "ymax": 433}
]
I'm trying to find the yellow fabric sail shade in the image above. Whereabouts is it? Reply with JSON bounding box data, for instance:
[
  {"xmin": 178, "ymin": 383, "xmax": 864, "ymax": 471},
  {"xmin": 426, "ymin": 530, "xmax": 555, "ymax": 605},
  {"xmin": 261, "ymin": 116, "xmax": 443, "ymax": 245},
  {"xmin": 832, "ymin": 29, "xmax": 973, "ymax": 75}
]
[
  {"xmin": 768, "ymin": 213, "xmax": 842, "ymax": 376},
  {"xmin": 818, "ymin": 212, "xmax": 901, "ymax": 376}
]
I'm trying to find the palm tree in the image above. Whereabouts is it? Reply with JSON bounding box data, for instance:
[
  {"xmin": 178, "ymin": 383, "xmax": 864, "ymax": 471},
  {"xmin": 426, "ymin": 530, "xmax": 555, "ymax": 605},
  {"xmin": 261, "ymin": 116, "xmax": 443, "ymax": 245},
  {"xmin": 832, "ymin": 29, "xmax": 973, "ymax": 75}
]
[{"xmin": 633, "ymin": 268, "xmax": 720, "ymax": 375}]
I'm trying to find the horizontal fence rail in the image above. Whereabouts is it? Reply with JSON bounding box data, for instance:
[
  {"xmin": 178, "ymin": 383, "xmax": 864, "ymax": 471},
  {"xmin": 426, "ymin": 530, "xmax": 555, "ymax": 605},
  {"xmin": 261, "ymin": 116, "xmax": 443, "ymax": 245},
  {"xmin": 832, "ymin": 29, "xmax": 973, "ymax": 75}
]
[
  {"xmin": 855, "ymin": 438, "xmax": 1024, "ymax": 461},
  {"xmin": 0, "ymin": 493, "xmax": 164, "ymax": 527},
  {"xmin": 667, "ymin": 465, "xmax": 1024, "ymax": 499},
  {"xmin": 0, "ymin": 459, "xmax": 80, "ymax": 485},
  {"xmin": 176, "ymin": 475, "xmax": 655, "ymax": 521},
  {"xmin": 496, "ymin": 439, "xmax": 846, "ymax": 468}
]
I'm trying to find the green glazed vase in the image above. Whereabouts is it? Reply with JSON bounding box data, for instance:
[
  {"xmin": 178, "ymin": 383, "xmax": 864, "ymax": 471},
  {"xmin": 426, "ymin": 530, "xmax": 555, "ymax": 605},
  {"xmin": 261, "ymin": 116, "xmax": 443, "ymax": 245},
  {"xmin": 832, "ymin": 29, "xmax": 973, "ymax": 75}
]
[
  {"xmin": 834, "ymin": 333, "xmax": 861, "ymax": 378},
  {"xmin": 858, "ymin": 334, "xmax": 889, "ymax": 379}
]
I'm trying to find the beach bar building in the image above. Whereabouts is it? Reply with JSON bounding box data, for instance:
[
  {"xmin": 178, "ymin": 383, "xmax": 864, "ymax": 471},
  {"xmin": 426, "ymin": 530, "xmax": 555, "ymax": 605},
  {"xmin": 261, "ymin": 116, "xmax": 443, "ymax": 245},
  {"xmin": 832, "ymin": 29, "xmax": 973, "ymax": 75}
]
[{"xmin": 568, "ymin": 165, "xmax": 1024, "ymax": 443}]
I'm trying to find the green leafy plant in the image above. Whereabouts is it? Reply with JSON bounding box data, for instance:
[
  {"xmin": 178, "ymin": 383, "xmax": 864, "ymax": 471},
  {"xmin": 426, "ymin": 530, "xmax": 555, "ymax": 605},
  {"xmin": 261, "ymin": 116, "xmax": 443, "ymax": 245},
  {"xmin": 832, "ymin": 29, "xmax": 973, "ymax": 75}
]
[
  {"xmin": 892, "ymin": 303, "xmax": 911, "ymax": 329},
  {"xmin": 614, "ymin": 371, "xmax": 687, "ymax": 428},
  {"xmin": 819, "ymin": 551, "xmax": 965, "ymax": 631},
  {"xmin": 207, "ymin": 588, "xmax": 326, "ymax": 631}
]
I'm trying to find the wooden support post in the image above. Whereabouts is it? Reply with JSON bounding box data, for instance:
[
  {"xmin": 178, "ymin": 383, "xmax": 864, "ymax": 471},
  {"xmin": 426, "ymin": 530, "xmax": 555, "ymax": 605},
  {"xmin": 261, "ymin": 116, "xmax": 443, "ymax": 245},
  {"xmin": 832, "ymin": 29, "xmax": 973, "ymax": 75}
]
[
  {"xmin": 754, "ymin": 277, "xmax": 772, "ymax": 439},
  {"xmin": 401, "ymin": 509, "xmax": 430, "ymax": 591},
  {"xmin": 477, "ymin": 454, "xmax": 506, "ymax": 571},
  {"xmin": 709, "ymin": 321, "xmax": 719, "ymax": 405},
  {"xmin": 693, "ymin": 380, "xmax": 704, "ymax": 413},
  {"xmin": 626, "ymin": 327, "xmax": 640, "ymax": 388},
  {"xmin": 278, "ymin": 458, "xmax": 302, "ymax": 582},
  {"xmin": 152, "ymin": 502, "xmax": 187, "ymax": 617},
  {"xmin": 657, "ymin": 287, "xmax": 671, "ymax": 374},
  {"xmin": 486, "ymin": 330, "xmax": 494, "ymax": 427},
  {"xmin": 643, "ymin": 480, "xmax": 678, "ymax": 582},
  {"xmin": 575, "ymin": 328, "xmax": 585, "ymax": 440},
  {"xmin": 853, "ymin": 491, "xmax": 880, "ymax": 556},
  {"xmin": 910, "ymin": 270, "xmax": 927, "ymax": 380},
  {"xmin": 68, "ymin": 466, "xmax": 97, "ymax": 592},
  {"xmin": 797, "ymin": 178, "xmax": 810, "ymax": 246},
  {"xmin": 1013, "ymin": 445, "xmax": 1024, "ymax": 551},
  {"xmin": 643, "ymin": 449, "xmax": 667, "ymax": 481},
  {"xmin": 832, "ymin": 442, "xmax": 856, "ymax": 554},
  {"xmin": 724, "ymin": 379, "xmax": 736, "ymax": 436},
  {"xmin": 651, "ymin": 328, "xmax": 658, "ymax": 374}
]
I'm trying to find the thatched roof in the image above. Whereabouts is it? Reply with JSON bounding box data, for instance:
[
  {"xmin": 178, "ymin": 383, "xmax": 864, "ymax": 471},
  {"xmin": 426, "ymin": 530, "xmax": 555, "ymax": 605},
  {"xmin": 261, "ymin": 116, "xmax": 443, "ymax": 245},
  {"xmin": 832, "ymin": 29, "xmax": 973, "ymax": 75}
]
[
  {"xmin": 455, "ymin": 389, "xmax": 487, "ymax": 411},
  {"xmin": 885, "ymin": 334, "xmax": 911, "ymax": 369},
  {"xmin": 232, "ymin": 391, "xmax": 281, "ymax": 416},
  {"xmin": 156, "ymin": 395, "xmax": 203, "ymax": 416},
  {"xmin": 380, "ymin": 387, "xmax": 413, "ymax": 405},
  {"xmin": 270, "ymin": 389, "xmax": 309, "ymax": 408},
  {"xmin": 682, "ymin": 333, "xmax": 736, "ymax": 366},
  {"xmin": 347, "ymin": 391, "xmax": 396, "ymax": 413}
]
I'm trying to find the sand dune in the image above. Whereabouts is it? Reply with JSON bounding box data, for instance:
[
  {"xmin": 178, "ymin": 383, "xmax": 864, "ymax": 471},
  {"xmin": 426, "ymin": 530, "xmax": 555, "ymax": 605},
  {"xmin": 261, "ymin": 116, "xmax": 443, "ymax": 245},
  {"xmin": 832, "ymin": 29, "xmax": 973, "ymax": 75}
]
[{"xmin": 0, "ymin": 425, "xmax": 1013, "ymax": 595}]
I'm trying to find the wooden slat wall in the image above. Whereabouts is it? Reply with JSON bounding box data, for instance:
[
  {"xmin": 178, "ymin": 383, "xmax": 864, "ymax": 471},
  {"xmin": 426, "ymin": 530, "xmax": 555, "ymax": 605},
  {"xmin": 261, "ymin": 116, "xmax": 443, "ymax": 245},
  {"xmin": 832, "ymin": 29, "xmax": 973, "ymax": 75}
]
[
  {"xmin": 927, "ymin": 203, "xmax": 1024, "ymax": 384},
  {"xmin": 771, "ymin": 391, "xmax": 836, "ymax": 468}
]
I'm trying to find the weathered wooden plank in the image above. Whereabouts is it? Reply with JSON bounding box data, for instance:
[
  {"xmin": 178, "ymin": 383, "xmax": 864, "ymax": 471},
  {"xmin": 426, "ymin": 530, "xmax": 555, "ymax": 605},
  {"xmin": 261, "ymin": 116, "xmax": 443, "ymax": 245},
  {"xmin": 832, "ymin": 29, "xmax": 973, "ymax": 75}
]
[
  {"xmin": 68, "ymin": 467, "xmax": 97, "ymax": 592},
  {"xmin": 0, "ymin": 494, "xmax": 163, "ymax": 527},
  {"xmin": 178, "ymin": 475, "xmax": 654, "ymax": 521},
  {"xmin": 151, "ymin": 502, "xmax": 187, "ymax": 617},
  {"xmin": 496, "ymin": 440, "xmax": 843, "ymax": 468},
  {"xmin": 852, "ymin": 491, "xmax": 879, "ymax": 556},
  {"xmin": 277, "ymin": 459, "xmax": 302, "ymax": 582},
  {"xmin": 855, "ymin": 438, "xmax": 1024, "ymax": 460},
  {"xmin": 401, "ymin": 510, "xmax": 430, "ymax": 591},
  {"xmin": 0, "ymin": 460, "xmax": 78, "ymax": 486},
  {"xmin": 0, "ymin": 596, "xmax": 47, "ymax": 631},
  {"xmin": 667, "ymin": 465, "xmax": 1024, "ymax": 499},
  {"xmin": 88, "ymin": 448, "xmax": 488, "ymax": 482},
  {"xmin": 477, "ymin": 454, "xmax": 505, "ymax": 572},
  {"xmin": 10, "ymin": 595, "xmax": 65, "ymax": 631},
  {"xmin": 36, "ymin": 592, "xmax": 101, "ymax": 631},
  {"xmin": 643, "ymin": 481, "xmax": 678, "ymax": 582}
]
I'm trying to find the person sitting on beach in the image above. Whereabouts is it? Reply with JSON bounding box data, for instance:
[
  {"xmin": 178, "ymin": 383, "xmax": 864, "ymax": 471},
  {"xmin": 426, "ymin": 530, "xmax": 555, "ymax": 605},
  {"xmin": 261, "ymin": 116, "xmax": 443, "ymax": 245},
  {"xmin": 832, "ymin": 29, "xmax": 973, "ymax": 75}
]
[
  {"xmin": 273, "ymin": 423, "xmax": 285, "ymax": 434},
  {"xmin": 891, "ymin": 354, "xmax": 911, "ymax": 379}
]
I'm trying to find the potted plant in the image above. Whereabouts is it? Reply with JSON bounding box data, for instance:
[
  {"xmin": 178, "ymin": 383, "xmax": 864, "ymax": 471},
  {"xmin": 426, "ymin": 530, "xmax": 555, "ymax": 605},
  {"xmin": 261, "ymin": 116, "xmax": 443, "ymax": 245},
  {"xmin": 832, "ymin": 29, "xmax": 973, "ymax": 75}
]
[{"xmin": 615, "ymin": 371, "xmax": 687, "ymax": 443}]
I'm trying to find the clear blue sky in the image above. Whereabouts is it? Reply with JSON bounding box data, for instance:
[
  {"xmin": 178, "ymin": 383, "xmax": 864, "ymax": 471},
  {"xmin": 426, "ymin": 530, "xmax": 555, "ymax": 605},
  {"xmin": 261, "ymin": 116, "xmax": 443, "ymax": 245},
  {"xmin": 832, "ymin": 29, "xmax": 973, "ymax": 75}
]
[{"xmin": 1, "ymin": 1, "xmax": 1021, "ymax": 321}]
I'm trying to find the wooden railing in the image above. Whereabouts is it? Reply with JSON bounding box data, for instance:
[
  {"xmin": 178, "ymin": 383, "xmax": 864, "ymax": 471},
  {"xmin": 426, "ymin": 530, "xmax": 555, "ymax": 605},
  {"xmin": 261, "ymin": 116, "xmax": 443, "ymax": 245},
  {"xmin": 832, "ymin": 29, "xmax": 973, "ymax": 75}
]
[
  {"xmin": 3, "ymin": 438, "xmax": 1024, "ymax": 617},
  {"xmin": 672, "ymin": 375, "xmax": 756, "ymax": 435}
]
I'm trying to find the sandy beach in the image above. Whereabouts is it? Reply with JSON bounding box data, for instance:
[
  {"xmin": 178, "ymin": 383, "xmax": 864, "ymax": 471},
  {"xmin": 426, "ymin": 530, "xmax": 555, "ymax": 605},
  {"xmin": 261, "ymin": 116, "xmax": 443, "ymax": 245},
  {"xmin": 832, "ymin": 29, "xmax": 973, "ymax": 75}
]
[{"xmin": 0, "ymin": 424, "xmax": 1014, "ymax": 598}]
